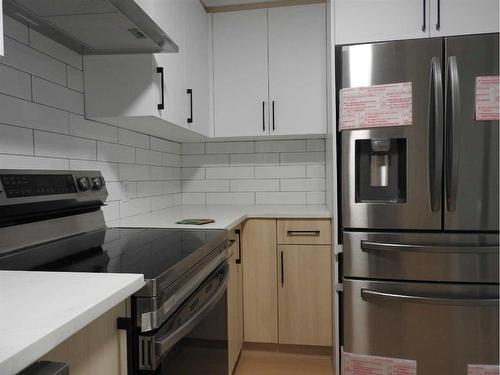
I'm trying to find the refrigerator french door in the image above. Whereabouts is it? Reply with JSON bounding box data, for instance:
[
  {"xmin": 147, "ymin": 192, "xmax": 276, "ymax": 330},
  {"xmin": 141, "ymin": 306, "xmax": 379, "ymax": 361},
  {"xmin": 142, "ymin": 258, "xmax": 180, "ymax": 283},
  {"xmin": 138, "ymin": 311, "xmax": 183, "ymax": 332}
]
[{"xmin": 340, "ymin": 34, "xmax": 499, "ymax": 231}]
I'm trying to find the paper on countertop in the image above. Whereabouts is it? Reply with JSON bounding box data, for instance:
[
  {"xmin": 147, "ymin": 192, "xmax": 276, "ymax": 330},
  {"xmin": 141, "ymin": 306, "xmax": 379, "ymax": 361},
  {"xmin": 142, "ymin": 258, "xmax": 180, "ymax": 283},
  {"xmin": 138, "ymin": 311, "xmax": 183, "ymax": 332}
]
[
  {"xmin": 475, "ymin": 76, "xmax": 500, "ymax": 121},
  {"xmin": 342, "ymin": 350, "xmax": 417, "ymax": 375},
  {"xmin": 339, "ymin": 82, "xmax": 413, "ymax": 131},
  {"xmin": 468, "ymin": 364, "xmax": 500, "ymax": 375}
]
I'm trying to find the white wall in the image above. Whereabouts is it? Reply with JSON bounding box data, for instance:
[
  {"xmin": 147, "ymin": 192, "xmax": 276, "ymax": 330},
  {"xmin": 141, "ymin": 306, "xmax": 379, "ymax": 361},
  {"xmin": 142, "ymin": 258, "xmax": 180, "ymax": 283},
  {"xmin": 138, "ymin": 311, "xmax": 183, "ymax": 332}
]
[
  {"xmin": 0, "ymin": 16, "xmax": 182, "ymax": 222},
  {"xmin": 181, "ymin": 139, "xmax": 326, "ymax": 205}
]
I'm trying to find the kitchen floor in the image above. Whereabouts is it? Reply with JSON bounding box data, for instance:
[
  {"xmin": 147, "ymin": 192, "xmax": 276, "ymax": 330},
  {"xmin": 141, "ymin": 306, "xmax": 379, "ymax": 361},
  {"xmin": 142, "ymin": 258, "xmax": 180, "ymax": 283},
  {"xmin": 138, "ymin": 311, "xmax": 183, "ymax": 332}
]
[{"xmin": 234, "ymin": 350, "xmax": 334, "ymax": 375}]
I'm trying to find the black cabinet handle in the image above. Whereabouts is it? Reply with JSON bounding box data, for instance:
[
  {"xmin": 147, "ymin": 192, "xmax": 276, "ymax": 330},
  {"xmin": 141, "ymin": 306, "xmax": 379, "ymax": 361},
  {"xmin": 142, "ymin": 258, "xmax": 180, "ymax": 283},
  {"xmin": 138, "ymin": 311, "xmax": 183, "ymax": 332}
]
[
  {"xmin": 235, "ymin": 229, "xmax": 242, "ymax": 265},
  {"xmin": 272, "ymin": 100, "xmax": 276, "ymax": 132},
  {"xmin": 157, "ymin": 67, "xmax": 165, "ymax": 110},
  {"xmin": 280, "ymin": 251, "xmax": 284, "ymax": 286},
  {"xmin": 187, "ymin": 89, "xmax": 193, "ymax": 124},
  {"xmin": 422, "ymin": 0, "xmax": 426, "ymax": 32},
  {"xmin": 436, "ymin": 0, "xmax": 441, "ymax": 30},
  {"xmin": 262, "ymin": 101, "xmax": 266, "ymax": 132}
]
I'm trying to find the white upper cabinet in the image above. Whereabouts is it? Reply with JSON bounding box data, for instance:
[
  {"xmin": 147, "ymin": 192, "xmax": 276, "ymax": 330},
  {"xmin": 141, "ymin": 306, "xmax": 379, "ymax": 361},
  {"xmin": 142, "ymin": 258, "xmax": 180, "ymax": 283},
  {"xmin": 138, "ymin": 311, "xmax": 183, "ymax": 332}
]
[
  {"xmin": 429, "ymin": 0, "xmax": 500, "ymax": 37},
  {"xmin": 0, "ymin": 0, "xmax": 4, "ymax": 56},
  {"xmin": 213, "ymin": 9, "xmax": 269, "ymax": 137},
  {"xmin": 213, "ymin": 4, "xmax": 327, "ymax": 138},
  {"xmin": 268, "ymin": 4, "xmax": 326, "ymax": 136},
  {"xmin": 335, "ymin": 0, "xmax": 429, "ymax": 45}
]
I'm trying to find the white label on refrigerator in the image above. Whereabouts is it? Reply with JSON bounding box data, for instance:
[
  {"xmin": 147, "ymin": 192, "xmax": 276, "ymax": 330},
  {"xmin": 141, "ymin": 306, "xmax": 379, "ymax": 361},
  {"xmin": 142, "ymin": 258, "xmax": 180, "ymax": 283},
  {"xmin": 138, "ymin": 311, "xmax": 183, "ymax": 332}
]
[
  {"xmin": 475, "ymin": 76, "xmax": 500, "ymax": 121},
  {"xmin": 339, "ymin": 82, "xmax": 413, "ymax": 131},
  {"xmin": 342, "ymin": 351, "xmax": 417, "ymax": 375},
  {"xmin": 468, "ymin": 364, "xmax": 500, "ymax": 375}
]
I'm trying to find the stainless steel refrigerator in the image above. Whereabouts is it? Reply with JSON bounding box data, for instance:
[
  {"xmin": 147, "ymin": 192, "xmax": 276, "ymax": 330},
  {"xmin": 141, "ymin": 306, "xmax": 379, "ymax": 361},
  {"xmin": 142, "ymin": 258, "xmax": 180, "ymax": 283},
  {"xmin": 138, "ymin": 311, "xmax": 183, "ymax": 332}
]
[{"xmin": 338, "ymin": 34, "xmax": 499, "ymax": 374}]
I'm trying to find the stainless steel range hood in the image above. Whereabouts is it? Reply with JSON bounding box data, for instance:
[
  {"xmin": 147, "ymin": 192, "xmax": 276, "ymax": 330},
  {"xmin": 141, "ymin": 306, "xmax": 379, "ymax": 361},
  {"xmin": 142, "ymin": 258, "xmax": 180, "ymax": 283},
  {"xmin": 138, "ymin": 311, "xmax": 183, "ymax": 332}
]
[{"xmin": 3, "ymin": 0, "xmax": 179, "ymax": 54}]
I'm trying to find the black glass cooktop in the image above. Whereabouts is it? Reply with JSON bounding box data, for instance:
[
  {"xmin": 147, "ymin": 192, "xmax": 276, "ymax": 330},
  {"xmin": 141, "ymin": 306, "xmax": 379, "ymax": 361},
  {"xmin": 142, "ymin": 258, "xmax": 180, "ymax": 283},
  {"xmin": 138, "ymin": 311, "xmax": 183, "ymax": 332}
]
[{"xmin": 0, "ymin": 228, "xmax": 227, "ymax": 283}]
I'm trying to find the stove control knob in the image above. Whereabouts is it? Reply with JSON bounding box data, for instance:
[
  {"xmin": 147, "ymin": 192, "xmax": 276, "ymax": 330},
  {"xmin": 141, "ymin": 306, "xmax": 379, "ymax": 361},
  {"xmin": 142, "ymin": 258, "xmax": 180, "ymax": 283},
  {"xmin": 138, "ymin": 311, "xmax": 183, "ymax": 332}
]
[
  {"xmin": 77, "ymin": 177, "xmax": 91, "ymax": 191},
  {"xmin": 91, "ymin": 177, "xmax": 103, "ymax": 190}
]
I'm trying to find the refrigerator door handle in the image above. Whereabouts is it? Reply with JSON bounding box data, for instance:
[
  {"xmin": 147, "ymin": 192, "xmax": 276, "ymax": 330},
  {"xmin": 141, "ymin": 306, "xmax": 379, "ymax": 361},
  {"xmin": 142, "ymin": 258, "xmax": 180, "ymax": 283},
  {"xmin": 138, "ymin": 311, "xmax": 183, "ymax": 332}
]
[
  {"xmin": 361, "ymin": 240, "xmax": 498, "ymax": 254},
  {"xmin": 361, "ymin": 289, "xmax": 499, "ymax": 306},
  {"xmin": 428, "ymin": 57, "xmax": 444, "ymax": 212},
  {"xmin": 445, "ymin": 56, "xmax": 461, "ymax": 212}
]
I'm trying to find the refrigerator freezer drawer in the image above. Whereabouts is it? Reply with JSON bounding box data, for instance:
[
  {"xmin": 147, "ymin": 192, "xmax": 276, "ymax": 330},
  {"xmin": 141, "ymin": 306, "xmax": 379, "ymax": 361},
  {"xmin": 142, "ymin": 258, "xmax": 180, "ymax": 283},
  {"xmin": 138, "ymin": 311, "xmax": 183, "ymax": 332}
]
[
  {"xmin": 343, "ymin": 231, "xmax": 499, "ymax": 283},
  {"xmin": 343, "ymin": 279, "xmax": 499, "ymax": 375}
]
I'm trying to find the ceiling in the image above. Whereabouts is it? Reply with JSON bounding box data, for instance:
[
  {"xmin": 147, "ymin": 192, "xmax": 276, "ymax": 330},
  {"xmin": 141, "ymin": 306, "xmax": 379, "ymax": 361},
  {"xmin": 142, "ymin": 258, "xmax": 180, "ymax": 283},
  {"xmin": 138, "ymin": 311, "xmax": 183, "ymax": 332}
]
[{"xmin": 202, "ymin": 0, "xmax": 280, "ymax": 6}]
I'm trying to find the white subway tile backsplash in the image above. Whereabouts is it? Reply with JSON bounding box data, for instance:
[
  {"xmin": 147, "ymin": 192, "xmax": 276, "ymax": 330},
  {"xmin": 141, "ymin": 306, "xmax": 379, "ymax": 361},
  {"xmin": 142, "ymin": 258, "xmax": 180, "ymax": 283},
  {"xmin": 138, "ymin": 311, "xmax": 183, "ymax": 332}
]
[
  {"xmin": 120, "ymin": 197, "xmax": 151, "ymax": 218},
  {"xmin": 29, "ymin": 29, "xmax": 83, "ymax": 69},
  {"xmin": 182, "ymin": 193, "xmax": 206, "ymax": 205},
  {"xmin": 69, "ymin": 160, "xmax": 119, "ymax": 182},
  {"xmin": 105, "ymin": 182, "xmax": 122, "ymax": 202},
  {"xmin": 118, "ymin": 129, "xmax": 150, "ymax": 149},
  {"xmin": 69, "ymin": 114, "xmax": 118, "ymax": 143},
  {"xmin": 306, "ymin": 164, "xmax": 326, "ymax": 178},
  {"xmin": 67, "ymin": 66, "xmax": 84, "ymax": 92},
  {"xmin": 255, "ymin": 165, "xmax": 306, "ymax": 179},
  {"xmin": 280, "ymin": 178, "xmax": 326, "ymax": 192},
  {"xmin": 32, "ymin": 76, "xmax": 84, "ymax": 114},
  {"xmin": 165, "ymin": 181, "xmax": 182, "ymax": 194},
  {"xmin": 206, "ymin": 141, "xmax": 254, "ymax": 154},
  {"xmin": 136, "ymin": 148, "xmax": 163, "ymax": 166},
  {"xmin": 151, "ymin": 137, "xmax": 181, "ymax": 154},
  {"xmin": 230, "ymin": 153, "xmax": 279, "ymax": 166},
  {"xmin": 0, "ymin": 94, "xmax": 69, "ymax": 134},
  {"xmin": 206, "ymin": 192, "xmax": 254, "ymax": 205},
  {"xmin": 206, "ymin": 166, "xmax": 254, "ymax": 179},
  {"xmin": 0, "ymin": 154, "xmax": 69, "ymax": 170},
  {"xmin": 152, "ymin": 194, "xmax": 181, "ymax": 210},
  {"xmin": 181, "ymin": 143, "xmax": 205, "ymax": 154},
  {"xmin": 3, "ymin": 17, "xmax": 29, "ymax": 44},
  {"xmin": 182, "ymin": 179, "xmax": 229, "ymax": 192},
  {"xmin": 230, "ymin": 179, "xmax": 279, "ymax": 192},
  {"xmin": 256, "ymin": 192, "xmax": 306, "ymax": 205},
  {"xmin": 162, "ymin": 153, "xmax": 181, "ymax": 167},
  {"xmin": 121, "ymin": 181, "xmax": 138, "ymax": 200},
  {"xmin": 280, "ymin": 152, "xmax": 325, "ymax": 165},
  {"xmin": 137, "ymin": 181, "xmax": 165, "ymax": 197},
  {"xmin": 151, "ymin": 166, "xmax": 181, "ymax": 181},
  {"xmin": 306, "ymin": 192, "xmax": 326, "ymax": 205},
  {"xmin": 1, "ymin": 37, "xmax": 67, "ymax": 86},
  {"xmin": 102, "ymin": 201, "xmax": 120, "ymax": 222},
  {"xmin": 119, "ymin": 164, "xmax": 150, "ymax": 181},
  {"xmin": 255, "ymin": 140, "xmax": 306, "ymax": 153},
  {"xmin": 97, "ymin": 142, "xmax": 135, "ymax": 163},
  {"xmin": 182, "ymin": 168, "xmax": 205, "ymax": 180},
  {"xmin": 0, "ymin": 64, "xmax": 31, "ymax": 100},
  {"xmin": 306, "ymin": 139, "xmax": 326, "ymax": 152},
  {"xmin": 182, "ymin": 154, "xmax": 229, "ymax": 167},
  {"xmin": 0, "ymin": 124, "xmax": 33, "ymax": 155},
  {"xmin": 34, "ymin": 131, "xmax": 96, "ymax": 160}
]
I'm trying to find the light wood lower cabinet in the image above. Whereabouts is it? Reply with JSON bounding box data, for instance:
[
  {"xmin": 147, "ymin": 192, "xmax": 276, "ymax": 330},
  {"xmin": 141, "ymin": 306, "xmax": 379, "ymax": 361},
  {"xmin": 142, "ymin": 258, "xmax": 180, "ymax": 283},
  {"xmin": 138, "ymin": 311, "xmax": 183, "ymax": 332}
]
[
  {"xmin": 228, "ymin": 228, "xmax": 244, "ymax": 374},
  {"xmin": 43, "ymin": 301, "xmax": 128, "ymax": 375},
  {"xmin": 241, "ymin": 219, "xmax": 278, "ymax": 343},
  {"xmin": 277, "ymin": 245, "xmax": 332, "ymax": 346}
]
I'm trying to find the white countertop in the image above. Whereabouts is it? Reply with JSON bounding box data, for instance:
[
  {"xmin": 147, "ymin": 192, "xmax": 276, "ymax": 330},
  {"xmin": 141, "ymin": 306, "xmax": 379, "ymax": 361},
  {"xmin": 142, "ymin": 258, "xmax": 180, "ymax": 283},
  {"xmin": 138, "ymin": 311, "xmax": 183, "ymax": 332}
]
[
  {"xmin": 109, "ymin": 204, "xmax": 331, "ymax": 230},
  {"xmin": 0, "ymin": 271, "xmax": 144, "ymax": 375}
]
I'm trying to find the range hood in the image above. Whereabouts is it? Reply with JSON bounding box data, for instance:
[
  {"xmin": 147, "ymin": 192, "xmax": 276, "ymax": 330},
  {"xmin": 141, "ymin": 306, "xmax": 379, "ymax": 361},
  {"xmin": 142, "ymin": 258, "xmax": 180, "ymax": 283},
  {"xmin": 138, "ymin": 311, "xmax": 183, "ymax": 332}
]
[{"xmin": 3, "ymin": 0, "xmax": 179, "ymax": 54}]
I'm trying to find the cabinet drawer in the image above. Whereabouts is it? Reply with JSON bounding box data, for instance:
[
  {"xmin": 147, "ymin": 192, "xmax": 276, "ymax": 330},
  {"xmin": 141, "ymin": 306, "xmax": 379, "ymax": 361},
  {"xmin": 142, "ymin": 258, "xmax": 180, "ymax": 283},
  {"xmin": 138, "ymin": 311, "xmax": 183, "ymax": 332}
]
[{"xmin": 277, "ymin": 219, "xmax": 331, "ymax": 245}]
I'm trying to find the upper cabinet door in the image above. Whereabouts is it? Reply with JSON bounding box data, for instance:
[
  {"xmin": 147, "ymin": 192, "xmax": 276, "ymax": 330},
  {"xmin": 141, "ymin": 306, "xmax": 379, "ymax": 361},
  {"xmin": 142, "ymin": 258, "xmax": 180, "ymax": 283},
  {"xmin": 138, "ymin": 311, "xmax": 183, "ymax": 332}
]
[
  {"xmin": 0, "ymin": 0, "xmax": 4, "ymax": 56},
  {"xmin": 430, "ymin": 0, "xmax": 500, "ymax": 37},
  {"xmin": 335, "ymin": 0, "xmax": 430, "ymax": 44},
  {"xmin": 213, "ymin": 9, "xmax": 270, "ymax": 137},
  {"xmin": 184, "ymin": 0, "xmax": 210, "ymax": 136},
  {"xmin": 268, "ymin": 4, "xmax": 327, "ymax": 136}
]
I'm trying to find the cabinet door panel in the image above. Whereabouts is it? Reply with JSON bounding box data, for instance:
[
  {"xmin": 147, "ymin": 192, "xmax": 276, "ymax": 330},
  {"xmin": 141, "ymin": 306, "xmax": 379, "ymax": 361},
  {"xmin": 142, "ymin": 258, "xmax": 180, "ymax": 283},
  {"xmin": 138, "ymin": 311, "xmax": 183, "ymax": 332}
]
[
  {"xmin": 213, "ymin": 9, "xmax": 269, "ymax": 137},
  {"xmin": 268, "ymin": 4, "xmax": 326, "ymax": 136},
  {"xmin": 242, "ymin": 219, "xmax": 278, "ymax": 343},
  {"xmin": 335, "ymin": 0, "xmax": 430, "ymax": 44},
  {"xmin": 278, "ymin": 245, "xmax": 332, "ymax": 346},
  {"xmin": 0, "ymin": 0, "xmax": 3, "ymax": 56},
  {"xmin": 430, "ymin": 0, "xmax": 499, "ymax": 37}
]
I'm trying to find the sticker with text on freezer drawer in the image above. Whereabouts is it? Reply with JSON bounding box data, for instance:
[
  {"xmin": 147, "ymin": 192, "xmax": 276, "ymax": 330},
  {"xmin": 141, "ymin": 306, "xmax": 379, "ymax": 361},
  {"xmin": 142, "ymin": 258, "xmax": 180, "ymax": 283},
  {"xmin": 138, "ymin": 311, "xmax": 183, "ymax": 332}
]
[
  {"xmin": 342, "ymin": 350, "xmax": 417, "ymax": 375},
  {"xmin": 468, "ymin": 364, "xmax": 500, "ymax": 375},
  {"xmin": 475, "ymin": 76, "xmax": 500, "ymax": 121},
  {"xmin": 339, "ymin": 82, "xmax": 413, "ymax": 131}
]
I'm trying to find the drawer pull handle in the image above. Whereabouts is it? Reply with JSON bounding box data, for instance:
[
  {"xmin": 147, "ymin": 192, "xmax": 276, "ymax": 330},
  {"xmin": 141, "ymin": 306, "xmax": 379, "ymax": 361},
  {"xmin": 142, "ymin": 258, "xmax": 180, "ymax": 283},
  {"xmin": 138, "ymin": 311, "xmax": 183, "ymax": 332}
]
[
  {"xmin": 361, "ymin": 241, "xmax": 498, "ymax": 254},
  {"xmin": 361, "ymin": 289, "xmax": 499, "ymax": 306},
  {"xmin": 287, "ymin": 230, "xmax": 321, "ymax": 236}
]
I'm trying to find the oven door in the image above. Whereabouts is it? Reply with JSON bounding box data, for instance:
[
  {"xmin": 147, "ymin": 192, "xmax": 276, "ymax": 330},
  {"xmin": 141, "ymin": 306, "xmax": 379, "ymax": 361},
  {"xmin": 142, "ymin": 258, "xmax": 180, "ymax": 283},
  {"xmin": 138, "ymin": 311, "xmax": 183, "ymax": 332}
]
[
  {"xmin": 138, "ymin": 262, "xmax": 229, "ymax": 374},
  {"xmin": 343, "ymin": 279, "xmax": 499, "ymax": 374}
]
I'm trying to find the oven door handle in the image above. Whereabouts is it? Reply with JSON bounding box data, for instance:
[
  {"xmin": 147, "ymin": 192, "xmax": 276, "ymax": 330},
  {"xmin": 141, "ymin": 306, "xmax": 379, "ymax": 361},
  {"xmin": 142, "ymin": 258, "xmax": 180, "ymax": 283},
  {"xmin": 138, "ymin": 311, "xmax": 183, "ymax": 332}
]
[
  {"xmin": 361, "ymin": 289, "xmax": 499, "ymax": 306},
  {"xmin": 154, "ymin": 265, "xmax": 229, "ymax": 356}
]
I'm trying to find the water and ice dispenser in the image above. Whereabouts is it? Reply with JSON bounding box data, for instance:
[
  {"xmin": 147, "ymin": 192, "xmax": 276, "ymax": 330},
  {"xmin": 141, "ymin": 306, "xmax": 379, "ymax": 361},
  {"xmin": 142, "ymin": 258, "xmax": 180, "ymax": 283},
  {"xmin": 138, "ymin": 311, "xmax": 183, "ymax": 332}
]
[{"xmin": 355, "ymin": 138, "xmax": 407, "ymax": 203}]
